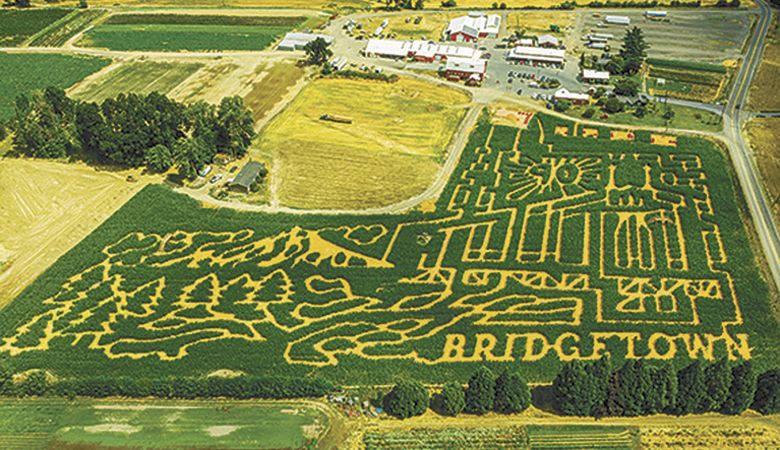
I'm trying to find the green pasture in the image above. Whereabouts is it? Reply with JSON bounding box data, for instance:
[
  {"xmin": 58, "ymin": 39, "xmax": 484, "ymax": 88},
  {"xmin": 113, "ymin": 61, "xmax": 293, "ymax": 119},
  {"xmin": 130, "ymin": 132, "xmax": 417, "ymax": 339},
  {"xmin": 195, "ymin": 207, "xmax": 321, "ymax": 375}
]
[
  {"xmin": 0, "ymin": 398, "xmax": 325, "ymax": 450},
  {"xmin": 0, "ymin": 112, "xmax": 775, "ymax": 385},
  {"xmin": 0, "ymin": 9, "xmax": 71, "ymax": 46},
  {"xmin": 0, "ymin": 53, "xmax": 109, "ymax": 119}
]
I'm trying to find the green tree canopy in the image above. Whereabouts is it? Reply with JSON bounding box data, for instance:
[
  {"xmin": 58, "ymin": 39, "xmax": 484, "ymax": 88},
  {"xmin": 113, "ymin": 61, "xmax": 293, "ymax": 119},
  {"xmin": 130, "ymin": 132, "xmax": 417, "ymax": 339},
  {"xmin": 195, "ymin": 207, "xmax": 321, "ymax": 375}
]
[
  {"xmin": 494, "ymin": 370, "xmax": 531, "ymax": 414},
  {"xmin": 465, "ymin": 366, "xmax": 496, "ymax": 415},
  {"xmin": 721, "ymin": 362, "xmax": 756, "ymax": 415},
  {"xmin": 435, "ymin": 382, "xmax": 465, "ymax": 416},
  {"xmin": 753, "ymin": 369, "xmax": 780, "ymax": 415},
  {"xmin": 303, "ymin": 37, "xmax": 333, "ymax": 66},
  {"xmin": 383, "ymin": 381, "xmax": 429, "ymax": 419}
]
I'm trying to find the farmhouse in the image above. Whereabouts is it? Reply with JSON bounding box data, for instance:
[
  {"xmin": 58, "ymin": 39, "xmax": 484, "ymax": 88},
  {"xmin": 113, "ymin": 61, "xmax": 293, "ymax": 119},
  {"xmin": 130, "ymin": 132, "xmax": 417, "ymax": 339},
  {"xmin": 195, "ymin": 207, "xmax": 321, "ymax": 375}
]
[
  {"xmin": 277, "ymin": 32, "xmax": 333, "ymax": 51},
  {"xmin": 582, "ymin": 69, "xmax": 610, "ymax": 84},
  {"xmin": 507, "ymin": 46, "xmax": 565, "ymax": 66},
  {"xmin": 444, "ymin": 12, "xmax": 501, "ymax": 42},
  {"xmin": 229, "ymin": 161, "xmax": 264, "ymax": 193},
  {"xmin": 364, "ymin": 39, "xmax": 481, "ymax": 62},
  {"xmin": 444, "ymin": 56, "xmax": 486, "ymax": 83},
  {"xmin": 605, "ymin": 15, "xmax": 631, "ymax": 26},
  {"xmin": 554, "ymin": 88, "xmax": 590, "ymax": 105},
  {"xmin": 537, "ymin": 34, "xmax": 560, "ymax": 48}
]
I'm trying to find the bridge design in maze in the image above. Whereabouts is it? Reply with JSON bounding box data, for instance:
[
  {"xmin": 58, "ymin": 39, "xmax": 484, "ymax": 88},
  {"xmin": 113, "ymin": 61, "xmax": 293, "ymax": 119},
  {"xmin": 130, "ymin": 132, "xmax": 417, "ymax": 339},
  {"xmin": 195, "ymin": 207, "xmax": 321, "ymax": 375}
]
[{"xmin": 0, "ymin": 114, "xmax": 744, "ymax": 366}]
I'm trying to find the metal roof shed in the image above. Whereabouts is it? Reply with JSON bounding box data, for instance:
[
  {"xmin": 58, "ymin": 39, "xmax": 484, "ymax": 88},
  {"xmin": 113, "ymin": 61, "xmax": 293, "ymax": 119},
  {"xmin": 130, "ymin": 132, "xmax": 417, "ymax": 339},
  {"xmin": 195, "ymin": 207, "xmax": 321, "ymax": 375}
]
[{"xmin": 229, "ymin": 161, "xmax": 264, "ymax": 193}]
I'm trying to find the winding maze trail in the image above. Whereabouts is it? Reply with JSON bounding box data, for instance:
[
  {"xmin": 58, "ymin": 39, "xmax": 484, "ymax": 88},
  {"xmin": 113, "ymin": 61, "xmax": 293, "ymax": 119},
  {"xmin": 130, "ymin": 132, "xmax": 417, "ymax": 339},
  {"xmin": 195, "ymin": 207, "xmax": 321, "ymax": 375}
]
[{"xmin": 0, "ymin": 113, "xmax": 751, "ymax": 368}]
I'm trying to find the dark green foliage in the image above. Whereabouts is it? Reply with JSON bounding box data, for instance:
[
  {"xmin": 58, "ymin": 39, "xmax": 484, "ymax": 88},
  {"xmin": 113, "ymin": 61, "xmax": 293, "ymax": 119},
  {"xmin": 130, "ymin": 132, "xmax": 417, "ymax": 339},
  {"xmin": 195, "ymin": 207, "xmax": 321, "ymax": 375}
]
[
  {"xmin": 614, "ymin": 360, "xmax": 652, "ymax": 416},
  {"xmin": 465, "ymin": 366, "xmax": 495, "ymax": 415},
  {"xmin": 672, "ymin": 361, "xmax": 708, "ymax": 415},
  {"xmin": 554, "ymin": 99, "xmax": 571, "ymax": 112},
  {"xmin": 703, "ymin": 359, "xmax": 732, "ymax": 412},
  {"xmin": 648, "ymin": 364, "xmax": 677, "ymax": 414},
  {"xmin": 603, "ymin": 96, "xmax": 624, "ymax": 113},
  {"xmin": 434, "ymin": 382, "xmax": 465, "ymax": 416},
  {"xmin": 753, "ymin": 369, "xmax": 780, "ymax": 415},
  {"xmin": 18, "ymin": 371, "xmax": 48, "ymax": 397},
  {"xmin": 0, "ymin": 9, "xmax": 70, "ymax": 46},
  {"xmin": 383, "ymin": 381, "xmax": 429, "ymax": 419},
  {"xmin": 214, "ymin": 96, "xmax": 256, "ymax": 158},
  {"xmin": 646, "ymin": 58, "xmax": 726, "ymax": 74},
  {"xmin": 0, "ymin": 358, "xmax": 13, "ymax": 396},
  {"xmin": 145, "ymin": 144, "xmax": 173, "ymax": 172},
  {"xmin": 618, "ymin": 26, "xmax": 648, "ymax": 75},
  {"xmin": 554, "ymin": 358, "xmax": 610, "ymax": 416},
  {"xmin": 493, "ymin": 370, "xmax": 530, "ymax": 414},
  {"xmin": 304, "ymin": 37, "xmax": 333, "ymax": 66},
  {"xmin": 614, "ymin": 78, "xmax": 639, "ymax": 96},
  {"xmin": 721, "ymin": 362, "xmax": 756, "ymax": 415}
]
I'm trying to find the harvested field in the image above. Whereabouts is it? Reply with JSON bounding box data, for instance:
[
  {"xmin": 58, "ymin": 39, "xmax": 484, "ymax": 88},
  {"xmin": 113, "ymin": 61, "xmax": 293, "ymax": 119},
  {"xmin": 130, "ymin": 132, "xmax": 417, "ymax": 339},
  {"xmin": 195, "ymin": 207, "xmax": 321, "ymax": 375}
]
[
  {"xmin": 361, "ymin": 12, "xmax": 462, "ymax": 40},
  {"xmin": 26, "ymin": 9, "xmax": 108, "ymax": 47},
  {"xmin": 750, "ymin": 15, "xmax": 780, "ymax": 111},
  {"xmin": 0, "ymin": 112, "xmax": 774, "ymax": 384},
  {"xmin": 70, "ymin": 60, "xmax": 203, "ymax": 103},
  {"xmin": 78, "ymin": 13, "xmax": 306, "ymax": 51},
  {"xmin": 746, "ymin": 117, "xmax": 780, "ymax": 223},
  {"xmin": 244, "ymin": 60, "xmax": 306, "ymax": 126},
  {"xmin": 256, "ymin": 76, "xmax": 470, "ymax": 209},
  {"xmin": 76, "ymin": 0, "xmax": 369, "ymax": 8},
  {"xmin": 0, "ymin": 159, "xmax": 152, "ymax": 308},
  {"xmin": 639, "ymin": 425, "xmax": 780, "ymax": 449},
  {"xmin": 0, "ymin": 52, "xmax": 109, "ymax": 119},
  {"xmin": 0, "ymin": 8, "xmax": 71, "ymax": 47},
  {"xmin": 506, "ymin": 11, "xmax": 574, "ymax": 38}
]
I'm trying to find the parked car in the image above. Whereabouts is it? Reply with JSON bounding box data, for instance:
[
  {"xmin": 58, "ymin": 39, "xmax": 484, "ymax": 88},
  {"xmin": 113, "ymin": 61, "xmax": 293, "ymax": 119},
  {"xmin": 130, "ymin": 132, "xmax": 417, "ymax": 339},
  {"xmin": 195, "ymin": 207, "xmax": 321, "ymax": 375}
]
[
  {"xmin": 210, "ymin": 174, "xmax": 223, "ymax": 184},
  {"xmin": 199, "ymin": 165, "xmax": 212, "ymax": 177}
]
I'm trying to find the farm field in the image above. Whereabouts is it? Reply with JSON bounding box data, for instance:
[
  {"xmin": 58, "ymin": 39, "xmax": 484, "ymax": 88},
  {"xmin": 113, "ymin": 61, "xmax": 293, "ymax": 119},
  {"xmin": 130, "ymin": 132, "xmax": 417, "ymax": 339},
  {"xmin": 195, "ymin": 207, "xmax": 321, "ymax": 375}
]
[
  {"xmin": 77, "ymin": 13, "xmax": 307, "ymax": 52},
  {"xmin": 0, "ymin": 111, "xmax": 775, "ymax": 385},
  {"xmin": 361, "ymin": 12, "xmax": 462, "ymax": 40},
  {"xmin": 244, "ymin": 60, "xmax": 307, "ymax": 126},
  {"xmin": 639, "ymin": 425, "xmax": 780, "ymax": 448},
  {"xmin": 505, "ymin": 11, "xmax": 574, "ymax": 39},
  {"xmin": 646, "ymin": 59, "xmax": 731, "ymax": 103},
  {"xmin": 0, "ymin": 52, "xmax": 109, "ymax": 119},
  {"xmin": 750, "ymin": 15, "xmax": 780, "ymax": 111},
  {"xmin": 0, "ymin": 159, "xmax": 153, "ymax": 309},
  {"xmin": 0, "ymin": 8, "xmax": 71, "ymax": 47},
  {"xmin": 255, "ymin": 76, "xmax": 470, "ymax": 209},
  {"xmin": 70, "ymin": 60, "xmax": 203, "ymax": 103},
  {"xmin": 26, "ymin": 9, "xmax": 108, "ymax": 48},
  {"xmin": 0, "ymin": 398, "xmax": 327, "ymax": 450},
  {"xmin": 576, "ymin": 10, "xmax": 753, "ymax": 63},
  {"xmin": 746, "ymin": 117, "xmax": 780, "ymax": 224},
  {"xmin": 73, "ymin": 0, "xmax": 370, "ymax": 8},
  {"xmin": 570, "ymin": 101, "xmax": 723, "ymax": 132}
]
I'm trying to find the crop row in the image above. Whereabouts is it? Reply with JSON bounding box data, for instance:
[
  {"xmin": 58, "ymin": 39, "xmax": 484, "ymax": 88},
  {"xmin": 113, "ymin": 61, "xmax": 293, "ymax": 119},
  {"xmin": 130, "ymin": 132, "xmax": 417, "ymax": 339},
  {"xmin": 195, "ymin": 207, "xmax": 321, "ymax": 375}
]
[
  {"xmin": 105, "ymin": 13, "xmax": 306, "ymax": 27},
  {"xmin": 27, "ymin": 9, "xmax": 107, "ymax": 47}
]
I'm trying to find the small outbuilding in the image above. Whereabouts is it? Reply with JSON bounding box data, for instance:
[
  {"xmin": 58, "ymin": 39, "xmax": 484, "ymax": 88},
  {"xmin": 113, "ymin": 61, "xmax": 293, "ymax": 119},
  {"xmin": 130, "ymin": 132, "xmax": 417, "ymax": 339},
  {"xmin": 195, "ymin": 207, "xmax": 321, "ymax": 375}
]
[
  {"xmin": 229, "ymin": 161, "xmax": 265, "ymax": 193},
  {"xmin": 582, "ymin": 69, "xmax": 610, "ymax": 84},
  {"xmin": 605, "ymin": 15, "xmax": 631, "ymax": 26},
  {"xmin": 554, "ymin": 88, "xmax": 590, "ymax": 105},
  {"xmin": 277, "ymin": 32, "xmax": 333, "ymax": 51},
  {"xmin": 537, "ymin": 34, "xmax": 560, "ymax": 48}
]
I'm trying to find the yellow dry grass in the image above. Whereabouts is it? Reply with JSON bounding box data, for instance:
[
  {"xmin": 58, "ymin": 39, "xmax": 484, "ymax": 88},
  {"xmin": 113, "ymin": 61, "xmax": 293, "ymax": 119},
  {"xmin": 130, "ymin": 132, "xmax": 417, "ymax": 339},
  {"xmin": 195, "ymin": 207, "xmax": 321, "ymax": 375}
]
[
  {"xmin": 750, "ymin": 16, "xmax": 780, "ymax": 111},
  {"xmin": 0, "ymin": 158, "xmax": 155, "ymax": 307},
  {"xmin": 67, "ymin": 0, "xmax": 370, "ymax": 9},
  {"xmin": 361, "ymin": 12, "xmax": 462, "ymax": 40},
  {"xmin": 746, "ymin": 117, "xmax": 780, "ymax": 223},
  {"xmin": 244, "ymin": 60, "xmax": 306, "ymax": 126},
  {"xmin": 256, "ymin": 76, "xmax": 470, "ymax": 209},
  {"xmin": 505, "ymin": 11, "xmax": 574, "ymax": 37}
]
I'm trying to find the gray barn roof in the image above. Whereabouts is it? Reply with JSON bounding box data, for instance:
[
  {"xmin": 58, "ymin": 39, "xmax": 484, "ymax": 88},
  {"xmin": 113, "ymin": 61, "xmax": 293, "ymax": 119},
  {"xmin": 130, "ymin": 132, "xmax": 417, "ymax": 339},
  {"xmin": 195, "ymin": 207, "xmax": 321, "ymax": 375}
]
[{"xmin": 230, "ymin": 161, "xmax": 264, "ymax": 190}]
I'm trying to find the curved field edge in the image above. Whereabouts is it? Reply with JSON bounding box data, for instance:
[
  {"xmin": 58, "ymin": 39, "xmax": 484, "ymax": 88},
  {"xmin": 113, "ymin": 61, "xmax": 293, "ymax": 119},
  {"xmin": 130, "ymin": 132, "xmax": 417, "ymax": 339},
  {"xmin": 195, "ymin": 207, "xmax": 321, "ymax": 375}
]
[{"xmin": 0, "ymin": 112, "xmax": 776, "ymax": 385}]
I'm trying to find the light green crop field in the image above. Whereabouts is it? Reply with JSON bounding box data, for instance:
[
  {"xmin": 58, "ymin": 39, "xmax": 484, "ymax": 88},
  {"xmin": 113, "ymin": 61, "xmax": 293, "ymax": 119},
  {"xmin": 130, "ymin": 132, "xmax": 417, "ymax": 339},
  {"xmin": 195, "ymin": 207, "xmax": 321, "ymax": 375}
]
[
  {"xmin": 70, "ymin": 60, "xmax": 203, "ymax": 103},
  {"xmin": 0, "ymin": 398, "xmax": 327, "ymax": 450},
  {"xmin": 0, "ymin": 53, "xmax": 110, "ymax": 119},
  {"xmin": 78, "ymin": 14, "xmax": 306, "ymax": 51}
]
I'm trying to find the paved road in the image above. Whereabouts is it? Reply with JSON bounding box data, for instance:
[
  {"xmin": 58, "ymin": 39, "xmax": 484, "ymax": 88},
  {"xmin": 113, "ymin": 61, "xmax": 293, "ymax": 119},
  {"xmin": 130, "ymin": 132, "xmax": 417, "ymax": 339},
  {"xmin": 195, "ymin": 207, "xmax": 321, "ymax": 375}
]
[{"xmin": 721, "ymin": 0, "xmax": 780, "ymax": 291}]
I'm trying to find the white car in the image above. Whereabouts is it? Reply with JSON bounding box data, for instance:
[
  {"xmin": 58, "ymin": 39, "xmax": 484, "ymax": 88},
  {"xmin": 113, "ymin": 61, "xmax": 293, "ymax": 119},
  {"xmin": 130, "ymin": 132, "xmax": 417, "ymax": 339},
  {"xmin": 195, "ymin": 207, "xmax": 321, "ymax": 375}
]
[
  {"xmin": 210, "ymin": 174, "xmax": 223, "ymax": 184},
  {"xmin": 199, "ymin": 165, "xmax": 212, "ymax": 177}
]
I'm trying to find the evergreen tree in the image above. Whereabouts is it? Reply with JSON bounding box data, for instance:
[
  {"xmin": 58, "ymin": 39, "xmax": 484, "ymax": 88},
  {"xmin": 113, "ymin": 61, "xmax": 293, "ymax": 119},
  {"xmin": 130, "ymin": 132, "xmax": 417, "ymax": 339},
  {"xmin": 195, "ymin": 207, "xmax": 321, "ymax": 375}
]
[
  {"xmin": 435, "ymin": 382, "xmax": 465, "ymax": 416},
  {"xmin": 145, "ymin": 144, "xmax": 173, "ymax": 172},
  {"xmin": 672, "ymin": 361, "xmax": 708, "ymax": 415},
  {"xmin": 553, "ymin": 361, "xmax": 593, "ymax": 416},
  {"xmin": 753, "ymin": 369, "xmax": 780, "ymax": 415},
  {"xmin": 303, "ymin": 37, "xmax": 333, "ymax": 66},
  {"xmin": 0, "ymin": 357, "xmax": 13, "ymax": 396},
  {"xmin": 383, "ymin": 381, "xmax": 429, "ymax": 419},
  {"xmin": 494, "ymin": 370, "xmax": 531, "ymax": 414},
  {"xmin": 703, "ymin": 359, "xmax": 732, "ymax": 412},
  {"xmin": 465, "ymin": 366, "xmax": 496, "ymax": 415},
  {"xmin": 615, "ymin": 360, "xmax": 653, "ymax": 416},
  {"xmin": 618, "ymin": 26, "xmax": 648, "ymax": 75},
  {"xmin": 721, "ymin": 362, "xmax": 756, "ymax": 415},
  {"xmin": 588, "ymin": 356, "xmax": 611, "ymax": 417},
  {"xmin": 648, "ymin": 363, "xmax": 677, "ymax": 414}
]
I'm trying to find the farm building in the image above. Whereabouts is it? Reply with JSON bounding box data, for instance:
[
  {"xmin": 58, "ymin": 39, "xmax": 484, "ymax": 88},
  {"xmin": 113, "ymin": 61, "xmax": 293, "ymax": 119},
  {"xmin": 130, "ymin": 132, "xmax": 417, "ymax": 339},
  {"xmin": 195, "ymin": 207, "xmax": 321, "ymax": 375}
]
[
  {"xmin": 582, "ymin": 69, "xmax": 610, "ymax": 83},
  {"xmin": 364, "ymin": 39, "xmax": 481, "ymax": 62},
  {"xmin": 587, "ymin": 42, "xmax": 608, "ymax": 50},
  {"xmin": 330, "ymin": 56, "xmax": 348, "ymax": 71},
  {"xmin": 645, "ymin": 10, "xmax": 667, "ymax": 18},
  {"xmin": 554, "ymin": 88, "xmax": 590, "ymax": 105},
  {"xmin": 444, "ymin": 56, "xmax": 487, "ymax": 83},
  {"xmin": 605, "ymin": 15, "xmax": 631, "ymax": 25},
  {"xmin": 517, "ymin": 38, "xmax": 535, "ymax": 46},
  {"xmin": 537, "ymin": 35, "xmax": 560, "ymax": 48},
  {"xmin": 277, "ymin": 32, "xmax": 333, "ymax": 51},
  {"xmin": 229, "ymin": 161, "xmax": 265, "ymax": 193},
  {"xmin": 444, "ymin": 12, "xmax": 501, "ymax": 42},
  {"xmin": 507, "ymin": 46, "xmax": 565, "ymax": 65}
]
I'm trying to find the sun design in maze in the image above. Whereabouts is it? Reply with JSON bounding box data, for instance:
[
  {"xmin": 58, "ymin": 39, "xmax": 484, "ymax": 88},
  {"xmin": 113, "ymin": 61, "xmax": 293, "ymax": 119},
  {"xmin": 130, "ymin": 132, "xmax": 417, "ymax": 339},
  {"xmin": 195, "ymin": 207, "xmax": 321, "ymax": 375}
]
[{"xmin": 0, "ymin": 115, "xmax": 750, "ymax": 366}]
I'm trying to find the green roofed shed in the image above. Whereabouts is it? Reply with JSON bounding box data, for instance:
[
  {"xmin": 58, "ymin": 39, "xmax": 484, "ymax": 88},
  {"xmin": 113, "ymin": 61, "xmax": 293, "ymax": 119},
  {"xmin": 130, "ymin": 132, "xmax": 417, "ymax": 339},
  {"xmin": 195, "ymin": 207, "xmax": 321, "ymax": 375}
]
[{"xmin": 229, "ymin": 161, "xmax": 264, "ymax": 193}]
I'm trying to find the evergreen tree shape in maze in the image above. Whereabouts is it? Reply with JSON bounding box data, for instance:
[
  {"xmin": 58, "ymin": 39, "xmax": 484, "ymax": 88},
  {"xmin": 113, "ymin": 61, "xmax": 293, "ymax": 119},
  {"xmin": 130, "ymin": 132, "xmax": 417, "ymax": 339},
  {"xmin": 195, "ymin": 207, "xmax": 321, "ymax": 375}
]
[{"xmin": 0, "ymin": 114, "xmax": 746, "ymax": 366}]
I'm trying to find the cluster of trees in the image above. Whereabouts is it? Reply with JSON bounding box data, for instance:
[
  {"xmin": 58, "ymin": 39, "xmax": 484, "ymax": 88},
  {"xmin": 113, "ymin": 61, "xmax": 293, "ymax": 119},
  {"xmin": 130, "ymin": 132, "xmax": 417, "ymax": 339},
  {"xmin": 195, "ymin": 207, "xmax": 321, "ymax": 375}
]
[
  {"xmin": 384, "ymin": 0, "xmax": 425, "ymax": 9},
  {"xmin": 553, "ymin": 358, "xmax": 780, "ymax": 417},
  {"xmin": 441, "ymin": 0, "xmax": 457, "ymax": 7},
  {"xmin": 383, "ymin": 367, "xmax": 531, "ymax": 419},
  {"xmin": 605, "ymin": 27, "xmax": 648, "ymax": 76},
  {"xmin": 2, "ymin": 0, "xmax": 30, "ymax": 7},
  {"xmin": 714, "ymin": 0, "xmax": 741, "ymax": 6},
  {"xmin": 9, "ymin": 87, "xmax": 255, "ymax": 178},
  {"xmin": 0, "ymin": 364, "xmax": 333, "ymax": 400},
  {"xmin": 490, "ymin": 1, "xmax": 509, "ymax": 8},
  {"xmin": 304, "ymin": 37, "xmax": 333, "ymax": 66}
]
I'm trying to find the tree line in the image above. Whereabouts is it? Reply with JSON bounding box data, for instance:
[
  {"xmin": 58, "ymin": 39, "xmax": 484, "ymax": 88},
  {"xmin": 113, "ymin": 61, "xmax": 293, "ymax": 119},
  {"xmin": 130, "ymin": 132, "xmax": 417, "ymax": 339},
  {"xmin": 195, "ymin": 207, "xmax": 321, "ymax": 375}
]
[
  {"xmin": 382, "ymin": 366, "xmax": 531, "ymax": 419},
  {"xmin": 553, "ymin": 358, "xmax": 780, "ymax": 417},
  {"xmin": 9, "ymin": 87, "xmax": 256, "ymax": 178}
]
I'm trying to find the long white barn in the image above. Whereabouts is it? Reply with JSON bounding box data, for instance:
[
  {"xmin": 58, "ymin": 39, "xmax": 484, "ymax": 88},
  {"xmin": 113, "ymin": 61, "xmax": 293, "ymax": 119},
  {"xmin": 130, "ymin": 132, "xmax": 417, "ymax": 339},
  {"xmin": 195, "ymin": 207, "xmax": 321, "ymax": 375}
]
[{"xmin": 364, "ymin": 39, "xmax": 482, "ymax": 62}]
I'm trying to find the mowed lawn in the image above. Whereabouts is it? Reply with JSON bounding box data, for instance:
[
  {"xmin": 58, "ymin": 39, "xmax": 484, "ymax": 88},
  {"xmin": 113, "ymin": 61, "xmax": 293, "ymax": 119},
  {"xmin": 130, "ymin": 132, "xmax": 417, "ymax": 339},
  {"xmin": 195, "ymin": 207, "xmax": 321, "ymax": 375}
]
[
  {"xmin": 70, "ymin": 60, "xmax": 203, "ymax": 103},
  {"xmin": 0, "ymin": 52, "xmax": 109, "ymax": 119},
  {"xmin": 0, "ymin": 8, "xmax": 71, "ymax": 46},
  {"xmin": 78, "ymin": 14, "xmax": 306, "ymax": 51},
  {"xmin": 256, "ymin": 77, "xmax": 470, "ymax": 209},
  {"xmin": 0, "ymin": 398, "xmax": 327, "ymax": 449}
]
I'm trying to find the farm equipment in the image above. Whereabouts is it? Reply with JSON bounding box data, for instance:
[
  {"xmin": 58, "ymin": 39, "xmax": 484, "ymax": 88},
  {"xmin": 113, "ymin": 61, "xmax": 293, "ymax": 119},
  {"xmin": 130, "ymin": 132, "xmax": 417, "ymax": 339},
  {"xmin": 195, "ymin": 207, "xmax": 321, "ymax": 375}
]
[{"xmin": 320, "ymin": 114, "xmax": 353, "ymax": 124}]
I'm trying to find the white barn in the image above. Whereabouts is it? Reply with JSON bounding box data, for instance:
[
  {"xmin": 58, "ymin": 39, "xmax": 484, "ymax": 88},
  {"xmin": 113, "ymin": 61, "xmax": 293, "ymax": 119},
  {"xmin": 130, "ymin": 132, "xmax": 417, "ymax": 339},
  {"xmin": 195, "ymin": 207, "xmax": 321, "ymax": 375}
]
[
  {"xmin": 507, "ymin": 46, "xmax": 565, "ymax": 65},
  {"xmin": 444, "ymin": 12, "xmax": 501, "ymax": 42}
]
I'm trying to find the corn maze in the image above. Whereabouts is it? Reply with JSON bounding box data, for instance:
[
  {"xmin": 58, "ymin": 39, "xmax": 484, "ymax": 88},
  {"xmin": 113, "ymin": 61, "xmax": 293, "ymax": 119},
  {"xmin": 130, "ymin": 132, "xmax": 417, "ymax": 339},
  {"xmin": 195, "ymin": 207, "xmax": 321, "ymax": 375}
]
[{"xmin": 0, "ymin": 112, "xmax": 774, "ymax": 383}]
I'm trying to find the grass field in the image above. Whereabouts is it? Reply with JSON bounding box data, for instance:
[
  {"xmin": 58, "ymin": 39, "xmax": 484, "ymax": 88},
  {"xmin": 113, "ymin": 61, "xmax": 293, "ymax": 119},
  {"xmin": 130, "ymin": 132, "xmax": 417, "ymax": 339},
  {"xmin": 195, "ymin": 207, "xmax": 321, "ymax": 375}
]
[
  {"xmin": 361, "ymin": 12, "xmax": 461, "ymax": 40},
  {"xmin": 506, "ymin": 11, "xmax": 574, "ymax": 38},
  {"xmin": 70, "ymin": 60, "xmax": 203, "ymax": 103},
  {"xmin": 26, "ymin": 9, "xmax": 108, "ymax": 47},
  {"xmin": 570, "ymin": 101, "xmax": 722, "ymax": 133},
  {"xmin": 78, "ymin": 13, "xmax": 306, "ymax": 51},
  {"xmin": 0, "ymin": 398, "xmax": 327, "ymax": 450},
  {"xmin": 746, "ymin": 117, "xmax": 780, "ymax": 224},
  {"xmin": 0, "ymin": 52, "xmax": 109, "ymax": 119},
  {"xmin": 0, "ymin": 8, "xmax": 71, "ymax": 47},
  {"xmin": 751, "ymin": 16, "xmax": 780, "ymax": 111},
  {"xmin": 0, "ymin": 111, "xmax": 775, "ymax": 385},
  {"xmin": 256, "ymin": 76, "xmax": 470, "ymax": 209}
]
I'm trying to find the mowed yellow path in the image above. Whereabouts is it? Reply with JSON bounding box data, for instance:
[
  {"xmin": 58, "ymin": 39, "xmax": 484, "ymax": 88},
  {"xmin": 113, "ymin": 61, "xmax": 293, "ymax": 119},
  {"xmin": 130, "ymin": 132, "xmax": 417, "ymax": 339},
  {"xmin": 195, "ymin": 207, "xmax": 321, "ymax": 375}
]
[{"xmin": 256, "ymin": 77, "xmax": 471, "ymax": 210}]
